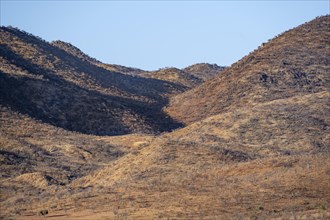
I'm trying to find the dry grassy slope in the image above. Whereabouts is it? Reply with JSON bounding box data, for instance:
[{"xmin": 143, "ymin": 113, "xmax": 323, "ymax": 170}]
[
  {"xmin": 1, "ymin": 16, "xmax": 330, "ymax": 220},
  {"xmin": 42, "ymin": 155, "xmax": 328, "ymax": 220},
  {"xmin": 0, "ymin": 106, "xmax": 154, "ymax": 218},
  {"xmin": 54, "ymin": 92, "xmax": 328, "ymax": 218},
  {"xmin": 0, "ymin": 27, "xmax": 185, "ymax": 135},
  {"xmin": 0, "ymin": 106, "xmax": 128, "ymax": 181},
  {"xmin": 170, "ymin": 91, "xmax": 330, "ymax": 157},
  {"xmin": 183, "ymin": 63, "xmax": 226, "ymax": 81},
  {"xmin": 166, "ymin": 15, "xmax": 330, "ymax": 124},
  {"xmin": 3, "ymin": 91, "xmax": 328, "ymax": 219}
]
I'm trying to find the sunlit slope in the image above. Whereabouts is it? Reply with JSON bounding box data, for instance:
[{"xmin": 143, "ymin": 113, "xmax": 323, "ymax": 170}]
[{"xmin": 166, "ymin": 16, "xmax": 330, "ymax": 124}]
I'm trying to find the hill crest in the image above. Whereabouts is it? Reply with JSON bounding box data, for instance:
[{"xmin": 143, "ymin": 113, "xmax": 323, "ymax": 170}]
[{"xmin": 165, "ymin": 15, "xmax": 330, "ymax": 124}]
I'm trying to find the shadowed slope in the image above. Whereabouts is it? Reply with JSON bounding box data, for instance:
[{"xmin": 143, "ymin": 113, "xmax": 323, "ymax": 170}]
[{"xmin": 0, "ymin": 27, "xmax": 184, "ymax": 135}]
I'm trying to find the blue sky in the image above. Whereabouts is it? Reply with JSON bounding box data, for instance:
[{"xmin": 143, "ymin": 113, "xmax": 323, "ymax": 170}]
[{"xmin": 1, "ymin": 1, "xmax": 329, "ymax": 70}]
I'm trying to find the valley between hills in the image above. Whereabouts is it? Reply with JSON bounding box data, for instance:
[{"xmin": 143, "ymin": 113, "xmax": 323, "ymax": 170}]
[{"xmin": 0, "ymin": 16, "xmax": 329, "ymax": 219}]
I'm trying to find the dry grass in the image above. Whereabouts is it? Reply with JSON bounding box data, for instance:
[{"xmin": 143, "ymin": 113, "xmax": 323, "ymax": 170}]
[
  {"xmin": 4, "ymin": 151, "xmax": 329, "ymax": 219},
  {"xmin": 166, "ymin": 16, "xmax": 330, "ymax": 125},
  {"xmin": 1, "ymin": 89, "xmax": 329, "ymax": 219},
  {"xmin": 0, "ymin": 26, "xmax": 187, "ymax": 135},
  {"xmin": 1, "ymin": 16, "xmax": 329, "ymax": 220}
]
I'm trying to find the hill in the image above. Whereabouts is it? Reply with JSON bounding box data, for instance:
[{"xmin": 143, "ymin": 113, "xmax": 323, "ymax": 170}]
[
  {"xmin": 0, "ymin": 26, "xmax": 187, "ymax": 135},
  {"xmin": 165, "ymin": 16, "xmax": 330, "ymax": 124},
  {"xmin": 0, "ymin": 16, "xmax": 329, "ymax": 219},
  {"xmin": 1, "ymin": 92, "xmax": 329, "ymax": 219}
]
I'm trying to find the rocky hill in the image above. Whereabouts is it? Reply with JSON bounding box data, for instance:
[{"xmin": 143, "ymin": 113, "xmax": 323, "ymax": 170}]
[
  {"xmin": 0, "ymin": 26, "xmax": 188, "ymax": 135},
  {"xmin": 83, "ymin": 15, "xmax": 329, "ymax": 218},
  {"xmin": 165, "ymin": 16, "xmax": 330, "ymax": 124},
  {"xmin": 0, "ymin": 16, "xmax": 329, "ymax": 220}
]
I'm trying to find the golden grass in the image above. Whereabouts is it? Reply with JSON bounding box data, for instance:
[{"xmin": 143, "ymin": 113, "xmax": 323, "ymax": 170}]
[{"xmin": 1, "ymin": 16, "xmax": 330, "ymax": 220}]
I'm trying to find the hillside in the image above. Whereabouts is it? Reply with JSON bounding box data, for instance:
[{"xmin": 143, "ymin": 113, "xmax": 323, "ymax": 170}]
[
  {"xmin": 0, "ymin": 16, "xmax": 329, "ymax": 220},
  {"xmin": 0, "ymin": 26, "xmax": 187, "ymax": 135},
  {"xmin": 1, "ymin": 91, "xmax": 329, "ymax": 219},
  {"xmin": 165, "ymin": 16, "xmax": 330, "ymax": 124},
  {"xmin": 0, "ymin": 105, "xmax": 155, "ymax": 218}
]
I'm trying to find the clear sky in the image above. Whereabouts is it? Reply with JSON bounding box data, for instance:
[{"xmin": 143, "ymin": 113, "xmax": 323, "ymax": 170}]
[{"xmin": 0, "ymin": 1, "xmax": 329, "ymax": 70}]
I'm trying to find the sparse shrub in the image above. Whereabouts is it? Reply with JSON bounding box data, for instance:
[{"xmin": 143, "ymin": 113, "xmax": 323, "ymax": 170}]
[{"xmin": 38, "ymin": 209, "xmax": 48, "ymax": 217}]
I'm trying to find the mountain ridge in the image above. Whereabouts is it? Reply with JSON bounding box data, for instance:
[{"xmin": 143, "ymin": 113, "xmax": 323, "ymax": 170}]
[
  {"xmin": 0, "ymin": 26, "xmax": 187, "ymax": 135},
  {"xmin": 165, "ymin": 15, "xmax": 330, "ymax": 124}
]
